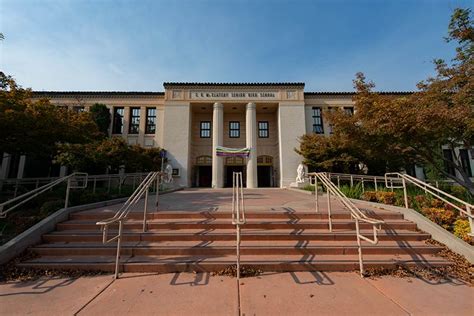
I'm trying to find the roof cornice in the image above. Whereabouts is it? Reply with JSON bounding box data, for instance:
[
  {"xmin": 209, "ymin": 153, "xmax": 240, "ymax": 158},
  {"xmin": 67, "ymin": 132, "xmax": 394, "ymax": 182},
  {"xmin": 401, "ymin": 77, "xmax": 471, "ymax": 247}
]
[
  {"xmin": 163, "ymin": 82, "xmax": 305, "ymax": 88},
  {"xmin": 32, "ymin": 91, "xmax": 165, "ymax": 98}
]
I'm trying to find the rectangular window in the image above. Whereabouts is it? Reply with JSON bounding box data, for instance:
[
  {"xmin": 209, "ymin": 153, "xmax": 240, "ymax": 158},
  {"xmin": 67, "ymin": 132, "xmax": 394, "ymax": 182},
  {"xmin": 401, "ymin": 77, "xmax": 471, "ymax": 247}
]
[
  {"xmin": 344, "ymin": 107, "xmax": 354, "ymax": 116},
  {"xmin": 112, "ymin": 107, "xmax": 124, "ymax": 134},
  {"xmin": 312, "ymin": 107, "xmax": 324, "ymax": 134},
  {"xmin": 229, "ymin": 121, "xmax": 240, "ymax": 138},
  {"xmin": 200, "ymin": 121, "xmax": 211, "ymax": 138},
  {"xmin": 459, "ymin": 149, "xmax": 472, "ymax": 177},
  {"xmin": 145, "ymin": 108, "xmax": 156, "ymax": 134},
  {"xmin": 443, "ymin": 149, "xmax": 455, "ymax": 176},
  {"xmin": 73, "ymin": 106, "xmax": 85, "ymax": 113},
  {"xmin": 258, "ymin": 121, "xmax": 269, "ymax": 138},
  {"xmin": 129, "ymin": 107, "xmax": 140, "ymax": 134}
]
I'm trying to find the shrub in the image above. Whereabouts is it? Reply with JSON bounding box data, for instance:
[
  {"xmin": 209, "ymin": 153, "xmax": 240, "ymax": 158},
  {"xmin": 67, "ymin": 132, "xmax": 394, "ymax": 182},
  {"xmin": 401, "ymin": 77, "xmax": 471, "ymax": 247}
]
[
  {"xmin": 375, "ymin": 192, "xmax": 396, "ymax": 205},
  {"xmin": 453, "ymin": 219, "xmax": 472, "ymax": 243},
  {"xmin": 414, "ymin": 195, "xmax": 430, "ymax": 208},
  {"xmin": 421, "ymin": 207, "xmax": 457, "ymax": 230},
  {"xmin": 430, "ymin": 199, "xmax": 444, "ymax": 208},
  {"xmin": 362, "ymin": 191, "xmax": 377, "ymax": 202},
  {"xmin": 450, "ymin": 185, "xmax": 468, "ymax": 199},
  {"xmin": 39, "ymin": 200, "xmax": 65, "ymax": 217}
]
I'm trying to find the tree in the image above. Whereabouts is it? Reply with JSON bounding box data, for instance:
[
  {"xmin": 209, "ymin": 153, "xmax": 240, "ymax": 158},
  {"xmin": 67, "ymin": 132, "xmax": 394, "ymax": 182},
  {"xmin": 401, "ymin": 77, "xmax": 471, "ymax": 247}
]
[
  {"xmin": 55, "ymin": 137, "xmax": 165, "ymax": 174},
  {"xmin": 0, "ymin": 72, "xmax": 101, "ymax": 158},
  {"xmin": 89, "ymin": 103, "xmax": 111, "ymax": 137},
  {"xmin": 297, "ymin": 8, "xmax": 474, "ymax": 193}
]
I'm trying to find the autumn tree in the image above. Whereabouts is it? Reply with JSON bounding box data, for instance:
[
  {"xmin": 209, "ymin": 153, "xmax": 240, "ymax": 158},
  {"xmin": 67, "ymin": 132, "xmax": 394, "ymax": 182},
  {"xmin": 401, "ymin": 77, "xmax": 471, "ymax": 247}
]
[{"xmin": 297, "ymin": 8, "xmax": 474, "ymax": 193}]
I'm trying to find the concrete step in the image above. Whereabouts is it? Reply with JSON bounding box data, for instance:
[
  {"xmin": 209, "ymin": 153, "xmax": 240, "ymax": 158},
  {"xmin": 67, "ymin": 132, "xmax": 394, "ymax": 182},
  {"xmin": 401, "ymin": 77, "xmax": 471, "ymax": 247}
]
[
  {"xmin": 56, "ymin": 219, "xmax": 417, "ymax": 231},
  {"xmin": 31, "ymin": 240, "xmax": 442, "ymax": 256},
  {"xmin": 18, "ymin": 254, "xmax": 452, "ymax": 273},
  {"xmin": 42, "ymin": 229, "xmax": 430, "ymax": 243},
  {"xmin": 71, "ymin": 210, "xmax": 404, "ymax": 221}
]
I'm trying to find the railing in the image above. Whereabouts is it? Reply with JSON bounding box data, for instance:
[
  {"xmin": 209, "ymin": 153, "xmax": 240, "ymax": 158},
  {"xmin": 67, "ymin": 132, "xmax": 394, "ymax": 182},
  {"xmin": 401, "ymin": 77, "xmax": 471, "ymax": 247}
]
[
  {"xmin": 96, "ymin": 171, "xmax": 162, "ymax": 279},
  {"xmin": 232, "ymin": 172, "xmax": 246, "ymax": 280},
  {"xmin": 0, "ymin": 172, "xmax": 151, "ymax": 199},
  {"xmin": 385, "ymin": 172, "xmax": 474, "ymax": 237},
  {"xmin": 0, "ymin": 173, "xmax": 88, "ymax": 218},
  {"xmin": 308, "ymin": 172, "xmax": 384, "ymax": 276},
  {"xmin": 327, "ymin": 172, "xmax": 462, "ymax": 192}
]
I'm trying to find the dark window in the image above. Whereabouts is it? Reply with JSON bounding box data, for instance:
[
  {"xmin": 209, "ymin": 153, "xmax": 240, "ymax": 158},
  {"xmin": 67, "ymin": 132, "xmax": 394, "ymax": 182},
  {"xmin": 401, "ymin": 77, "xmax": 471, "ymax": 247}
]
[
  {"xmin": 145, "ymin": 108, "xmax": 156, "ymax": 134},
  {"xmin": 312, "ymin": 107, "xmax": 324, "ymax": 134},
  {"xmin": 229, "ymin": 121, "xmax": 240, "ymax": 138},
  {"xmin": 258, "ymin": 121, "xmax": 269, "ymax": 138},
  {"xmin": 112, "ymin": 107, "xmax": 124, "ymax": 134},
  {"xmin": 200, "ymin": 121, "xmax": 211, "ymax": 138},
  {"xmin": 129, "ymin": 107, "xmax": 140, "ymax": 134},
  {"xmin": 73, "ymin": 106, "xmax": 84, "ymax": 113},
  {"xmin": 443, "ymin": 149, "xmax": 455, "ymax": 176},
  {"xmin": 459, "ymin": 149, "xmax": 472, "ymax": 177},
  {"xmin": 344, "ymin": 107, "xmax": 354, "ymax": 116}
]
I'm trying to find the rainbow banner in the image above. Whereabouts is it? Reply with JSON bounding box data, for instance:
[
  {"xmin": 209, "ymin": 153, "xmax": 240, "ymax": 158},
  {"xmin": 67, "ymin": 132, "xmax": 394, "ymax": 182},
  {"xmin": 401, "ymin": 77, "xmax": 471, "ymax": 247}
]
[{"xmin": 216, "ymin": 146, "xmax": 251, "ymax": 157}]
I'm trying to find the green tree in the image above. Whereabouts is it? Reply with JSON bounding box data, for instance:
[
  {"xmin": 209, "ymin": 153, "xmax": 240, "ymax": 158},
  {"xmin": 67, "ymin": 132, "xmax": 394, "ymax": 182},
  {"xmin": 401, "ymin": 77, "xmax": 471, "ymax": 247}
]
[
  {"xmin": 0, "ymin": 72, "xmax": 100, "ymax": 158},
  {"xmin": 89, "ymin": 103, "xmax": 111, "ymax": 137},
  {"xmin": 297, "ymin": 8, "xmax": 474, "ymax": 193}
]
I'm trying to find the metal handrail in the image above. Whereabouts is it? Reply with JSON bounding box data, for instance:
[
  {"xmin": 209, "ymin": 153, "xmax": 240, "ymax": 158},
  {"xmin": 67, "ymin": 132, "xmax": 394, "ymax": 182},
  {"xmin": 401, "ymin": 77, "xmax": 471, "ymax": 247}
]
[
  {"xmin": 308, "ymin": 172, "xmax": 384, "ymax": 276},
  {"xmin": 0, "ymin": 172, "xmax": 88, "ymax": 218},
  {"xmin": 96, "ymin": 171, "xmax": 162, "ymax": 279},
  {"xmin": 232, "ymin": 172, "xmax": 246, "ymax": 280},
  {"xmin": 385, "ymin": 172, "xmax": 474, "ymax": 236}
]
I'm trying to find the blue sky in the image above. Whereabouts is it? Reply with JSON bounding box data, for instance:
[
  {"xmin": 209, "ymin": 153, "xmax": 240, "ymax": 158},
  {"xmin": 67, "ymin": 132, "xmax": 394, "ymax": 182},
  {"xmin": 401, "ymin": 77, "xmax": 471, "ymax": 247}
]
[{"xmin": 1, "ymin": 0, "xmax": 471, "ymax": 92}]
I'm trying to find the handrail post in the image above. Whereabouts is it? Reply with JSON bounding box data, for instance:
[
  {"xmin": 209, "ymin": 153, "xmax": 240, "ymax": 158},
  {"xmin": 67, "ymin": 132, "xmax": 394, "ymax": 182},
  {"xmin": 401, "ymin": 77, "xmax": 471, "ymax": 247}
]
[
  {"xmin": 361, "ymin": 179, "xmax": 365, "ymax": 193},
  {"xmin": 337, "ymin": 176, "xmax": 340, "ymax": 189},
  {"xmin": 236, "ymin": 224, "xmax": 241, "ymax": 280},
  {"xmin": 155, "ymin": 174, "xmax": 160, "ymax": 207},
  {"xmin": 402, "ymin": 178, "xmax": 409, "ymax": 208},
  {"xmin": 350, "ymin": 175, "xmax": 353, "ymax": 187},
  {"xmin": 356, "ymin": 219, "xmax": 364, "ymax": 276},
  {"xmin": 64, "ymin": 178, "xmax": 71, "ymax": 209},
  {"xmin": 315, "ymin": 176, "xmax": 319, "ymax": 213},
  {"xmin": 143, "ymin": 187, "xmax": 149, "ymax": 232},
  {"xmin": 374, "ymin": 177, "xmax": 377, "ymax": 191},
  {"xmin": 114, "ymin": 220, "xmax": 123, "ymax": 279},
  {"xmin": 327, "ymin": 185, "xmax": 332, "ymax": 232}
]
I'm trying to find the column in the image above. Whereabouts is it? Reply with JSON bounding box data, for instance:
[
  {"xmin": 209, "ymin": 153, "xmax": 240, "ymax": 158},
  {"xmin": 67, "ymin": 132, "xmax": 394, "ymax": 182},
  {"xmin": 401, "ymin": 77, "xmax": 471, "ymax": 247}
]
[
  {"xmin": 16, "ymin": 155, "xmax": 26, "ymax": 179},
  {"xmin": 212, "ymin": 102, "xmax": 224, "ymax": 188},
  {"xmin": 246, "ymin": 102, "xmax": 258, "ymax": 188}
]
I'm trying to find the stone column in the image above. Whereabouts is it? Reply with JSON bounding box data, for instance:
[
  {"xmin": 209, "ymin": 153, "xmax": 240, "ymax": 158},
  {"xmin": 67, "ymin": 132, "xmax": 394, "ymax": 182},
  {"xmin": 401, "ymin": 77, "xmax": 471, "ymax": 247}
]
[
  {"xmin": 16, "ymin": 155, "xmax": 26, "ymax": 179},
  {"xmin": 246, "ymin": 102, "xmax": 258, "ymax": 188},
  {"xmin": 212, "ymin": 102, "xmax": 224, "ymax": 188}
]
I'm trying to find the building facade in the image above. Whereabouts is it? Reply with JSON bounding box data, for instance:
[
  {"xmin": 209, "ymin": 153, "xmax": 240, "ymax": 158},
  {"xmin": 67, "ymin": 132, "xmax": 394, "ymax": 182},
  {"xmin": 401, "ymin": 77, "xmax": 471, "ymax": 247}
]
[{"xmin": 1, "ymin": 82, "xmax": 472, "ymax": 188}]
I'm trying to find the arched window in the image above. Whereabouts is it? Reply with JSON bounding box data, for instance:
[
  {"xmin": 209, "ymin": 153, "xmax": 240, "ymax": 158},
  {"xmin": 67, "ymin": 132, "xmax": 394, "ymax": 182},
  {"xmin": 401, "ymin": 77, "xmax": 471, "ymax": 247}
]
[
  {"xmin": 257, "ymin": 155, "xmax": 273, "ymax": 166},
  {"xmin": 225, "ymin": 156, "xmax": 245, "ymax": 166},
  {"xmin": 196, "ymin": 155, "xmax": 212, "ymax": 165}
]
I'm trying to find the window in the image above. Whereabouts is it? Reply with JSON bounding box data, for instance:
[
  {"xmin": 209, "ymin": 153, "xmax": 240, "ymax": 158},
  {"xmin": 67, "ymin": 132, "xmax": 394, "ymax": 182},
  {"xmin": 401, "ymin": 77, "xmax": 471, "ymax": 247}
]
[
  {"xmin": 312, "ymin": 107, "xmax": 324, "ymax": 134},
  {"xmin": 459, "ymin": 149, "xmax": 472, "ymax": 177},
  {"xmin": 258, "ymin": 121, "xmax": 269, "ymax": 138},
  {"xmin": 443, "ymin": 149, "xmax": 455, "ymax": 176},
  {"xmin": 229, "ymin": 121, "xmax": 240, "ymax": 138},
  {"xmin": 112, "ymin": 107, "xmax": 124, "ymax": 134},
  {"xmin": 344, "ymin": 107, "xmax": 354, "ymax": 116},
  {"xmin": 73, "ymin": 106, "xmax": 85, "ymax": 113},
  {"xmin": 145, "ymin": 108, "xmax": 156, "ymax": 134},
  {"xmin": 129, "ymin": 107, "xmax": 140, "ymax": 134},
  {"xmin": 200, "ymin": 121, "xmax": 211, "ymax": 138}
]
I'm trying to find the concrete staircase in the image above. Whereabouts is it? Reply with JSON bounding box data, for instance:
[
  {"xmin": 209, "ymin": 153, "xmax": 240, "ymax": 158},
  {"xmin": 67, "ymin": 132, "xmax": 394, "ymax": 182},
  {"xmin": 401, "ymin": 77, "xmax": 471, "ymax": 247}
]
[{"xmin": 18, "ymin": 208, "xmax": 452, "ymax": 273}]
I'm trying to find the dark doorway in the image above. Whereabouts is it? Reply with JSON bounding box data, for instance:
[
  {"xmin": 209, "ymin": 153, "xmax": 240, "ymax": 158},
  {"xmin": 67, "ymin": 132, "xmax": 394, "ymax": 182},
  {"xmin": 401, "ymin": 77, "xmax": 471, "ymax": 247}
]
[
  {"xmin": 225, "ymin": 166, "xmax": 244, "ymax": 187},
  {"xmin": 197, "ymin": 166, "xmax": 212, "ymax": 187},
  {"xmin": 258, "ymin": 166, "xmax": 272, "ymax": 187}
]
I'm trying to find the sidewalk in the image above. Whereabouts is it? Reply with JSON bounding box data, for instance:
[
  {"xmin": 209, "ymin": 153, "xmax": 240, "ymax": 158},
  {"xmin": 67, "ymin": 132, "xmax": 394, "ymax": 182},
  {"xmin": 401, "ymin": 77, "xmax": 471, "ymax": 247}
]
[{"xmin": 0, "ymin": 272, "xmax": 471, "ymax": 315}]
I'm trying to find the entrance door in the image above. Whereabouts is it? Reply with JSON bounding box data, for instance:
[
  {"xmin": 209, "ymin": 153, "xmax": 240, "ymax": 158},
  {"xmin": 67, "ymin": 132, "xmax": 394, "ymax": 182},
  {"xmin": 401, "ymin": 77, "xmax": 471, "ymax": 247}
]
[
  {"xmin": 257, "ymin": 166, "xmax": 272, "ymax": 187},
  {"xmin": 225, "ymin": 166, "xmax": 244, "ymax": 187},
  {"xmin": 198, "ymin": 166, "xmax": 212, "ymax": 187}
]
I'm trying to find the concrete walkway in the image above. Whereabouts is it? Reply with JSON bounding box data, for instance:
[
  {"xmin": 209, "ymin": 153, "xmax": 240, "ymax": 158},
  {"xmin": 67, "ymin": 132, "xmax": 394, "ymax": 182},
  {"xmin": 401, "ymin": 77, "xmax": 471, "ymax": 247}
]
[{"xmin": 0, "ymin": 272, "xmax": 471, "ymax": 315}]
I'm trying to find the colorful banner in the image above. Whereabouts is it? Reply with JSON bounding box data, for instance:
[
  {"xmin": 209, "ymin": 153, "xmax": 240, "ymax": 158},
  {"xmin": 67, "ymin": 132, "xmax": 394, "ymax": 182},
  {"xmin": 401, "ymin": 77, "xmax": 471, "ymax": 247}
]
[{"xmin": 216, "ymin": 146, "xmax": 251, "ymax": 157}]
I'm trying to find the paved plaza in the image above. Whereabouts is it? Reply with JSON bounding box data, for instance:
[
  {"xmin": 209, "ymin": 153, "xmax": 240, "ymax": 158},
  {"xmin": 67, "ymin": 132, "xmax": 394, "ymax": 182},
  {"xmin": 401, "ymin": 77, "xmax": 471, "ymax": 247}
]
[{"xmin": 0, "ymin": 272, "xmax": 472, "ymax": 315}]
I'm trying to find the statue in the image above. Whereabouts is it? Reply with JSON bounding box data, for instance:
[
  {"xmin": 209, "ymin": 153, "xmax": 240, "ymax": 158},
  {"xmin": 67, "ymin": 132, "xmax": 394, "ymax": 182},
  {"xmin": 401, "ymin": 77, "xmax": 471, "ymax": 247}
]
[
  {"xmin": 164, "ymin": 163, "xmax": 174, "ymax": 183},
  {"xmin": 296, "ymin": 163, "xmax": 306, "ymax": 183}
]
